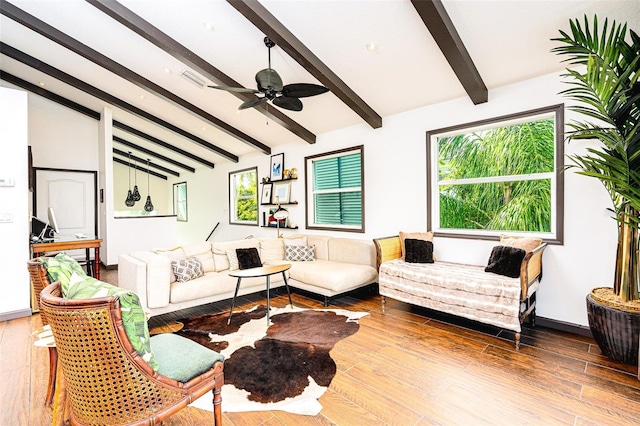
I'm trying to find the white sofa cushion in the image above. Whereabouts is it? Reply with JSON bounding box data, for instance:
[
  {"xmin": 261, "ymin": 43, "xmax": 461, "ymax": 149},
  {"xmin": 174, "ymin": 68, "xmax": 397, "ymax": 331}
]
[
  {"xmin": 289, "ymin": 259, "xmax": 377, "ymax": 292},
  {"xmin": 212, "ymin": 239, "xmax": 260, "ymax": 271},
  {"xmin": 259, "ymin": 238, "xmax": 284, "ymax": 263},
  {"xmin": 328, "ymin": 238, "xmax": 376, "ymax": 266},
  {"xmin": 183, "ymin": 242, "xmax": 215, "ymax": 272},
  {"xmin": 307, "ymin": 235, "xmax": 331, "ymax": 260}
]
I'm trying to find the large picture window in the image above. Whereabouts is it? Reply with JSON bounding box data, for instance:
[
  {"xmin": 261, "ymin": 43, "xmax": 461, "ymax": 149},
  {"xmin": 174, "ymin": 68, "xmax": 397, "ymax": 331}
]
[
  {"xmin": 305, "ymin": 146, "xmax": 364, "ymax": 232},
  {"xmin": 427, "ymin": 104, "xmax": 564, "ymax": 243},
  {"xmin": 229, "ymin": 167, "xmax": 258, "ymax": 225}
]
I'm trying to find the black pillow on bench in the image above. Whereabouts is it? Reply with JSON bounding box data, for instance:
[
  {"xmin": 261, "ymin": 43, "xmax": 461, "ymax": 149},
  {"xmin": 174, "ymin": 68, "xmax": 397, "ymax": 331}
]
[
  {"xmin": 404, "ymin": 238, "xmax": 434, "ymax": 264},
  {"xmin": 485, "ymin": 245, "xmax": 526, "ymax": 278},
  {"xmin": 236, "ymin": 247, "xmax": 262, "ymax": 270}
]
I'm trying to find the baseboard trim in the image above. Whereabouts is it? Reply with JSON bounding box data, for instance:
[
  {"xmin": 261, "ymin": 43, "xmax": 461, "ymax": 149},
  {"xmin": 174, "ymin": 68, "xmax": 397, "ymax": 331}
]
[
  {"xmin": 0, "ymin": 308, "xmax": 32, "ymax": 322},
  {"xmin": 536, "ymin": 316, "xmax": 593, "ymax": 338}
]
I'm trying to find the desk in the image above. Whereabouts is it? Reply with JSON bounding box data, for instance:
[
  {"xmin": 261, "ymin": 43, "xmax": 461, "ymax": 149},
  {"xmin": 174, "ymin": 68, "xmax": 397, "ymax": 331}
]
[
  {"xmin": 227, "ymin": 264, "xmax": 293, "ymax": 324},
  {"xmin": 31, "ymin": 236, "xmax": 103, "ymax": 279}
]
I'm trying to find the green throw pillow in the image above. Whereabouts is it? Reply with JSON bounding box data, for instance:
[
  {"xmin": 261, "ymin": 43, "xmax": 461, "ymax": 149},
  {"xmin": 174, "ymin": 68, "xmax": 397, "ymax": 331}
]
[
  {"xmin": 65, "ymin": 272, "xmax": 158, "ymax": 371},
  {"xmin": 38, "ymin": 253, "xmax": 88, "ymax": 295}
]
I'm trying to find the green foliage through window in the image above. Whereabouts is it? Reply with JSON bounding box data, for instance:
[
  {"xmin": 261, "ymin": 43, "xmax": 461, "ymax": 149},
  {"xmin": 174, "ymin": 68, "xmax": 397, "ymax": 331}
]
[
  {"xmin": 428, "ymin": 105, "xmax": 563, "ymax": 240},
  {"xmin": 229, "ymin": 168, "xmax": 257, "ymax": 224}
]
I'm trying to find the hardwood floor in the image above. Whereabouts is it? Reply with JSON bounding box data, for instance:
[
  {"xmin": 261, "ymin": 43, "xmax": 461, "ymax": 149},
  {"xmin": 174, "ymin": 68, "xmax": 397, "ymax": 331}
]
[{"xmin": 2, "ymin": 267, "xmax": 639, "ymax": 425}]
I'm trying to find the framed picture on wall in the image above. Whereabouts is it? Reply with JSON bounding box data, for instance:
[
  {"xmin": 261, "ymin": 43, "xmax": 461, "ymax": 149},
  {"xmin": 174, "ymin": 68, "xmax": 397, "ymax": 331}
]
[
  {"xmin": 273, "ymin": 181, "xmax": 291, "ymax": 204},
  {"xmin": 270, "ymin": 153, "xmax": 284, "ymax": 181},
  {"xmin": 261, "ymin": 183, "xmax": 273, "ymax": 205}
]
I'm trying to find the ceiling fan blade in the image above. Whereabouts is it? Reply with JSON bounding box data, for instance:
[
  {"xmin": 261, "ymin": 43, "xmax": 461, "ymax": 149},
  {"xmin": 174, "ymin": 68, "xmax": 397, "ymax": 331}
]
[
  {"xmin": 255, "ymin": 68, "xmax": 283, "ymax": 91},
  {"xmin": 272, "ymin": 96, "xmax": 303, "ymax": 111},
  {"xmin": 282, "ymin": 83, "xmax": 329, "ymax": 98},
  {"xmin": 207, "ymin": 85, "xmax": 259, "ymax": 94},
  {"xmin": 238, "ymin": 96, "xmax": 269, "ymax": 110}
]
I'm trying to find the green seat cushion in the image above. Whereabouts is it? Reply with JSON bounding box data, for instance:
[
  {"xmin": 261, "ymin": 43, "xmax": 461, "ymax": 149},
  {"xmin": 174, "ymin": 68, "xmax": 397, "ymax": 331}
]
[
  {"xmin": 64, "ymin": 271, "xmax": 158, "ymax": 370},
  {"xmin": 150, "ymin": 333, "xmax": 225, "ymax": 383},
  {"xmin": 38, "ymin": 253, "xmax": 88, "ymax": 295}
]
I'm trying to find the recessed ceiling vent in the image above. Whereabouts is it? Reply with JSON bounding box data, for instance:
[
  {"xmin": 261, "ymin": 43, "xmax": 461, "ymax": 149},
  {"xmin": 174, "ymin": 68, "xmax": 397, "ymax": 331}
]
[{"xmin": 180, "ymin": 69, "xmax": 206, "ymax": 88}]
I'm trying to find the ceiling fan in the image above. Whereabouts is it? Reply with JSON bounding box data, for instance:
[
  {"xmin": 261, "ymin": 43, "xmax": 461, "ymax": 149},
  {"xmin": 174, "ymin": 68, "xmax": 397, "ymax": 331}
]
[{"xmin": 208, "ymin": 37, "xmax": 329, "ymax": 112}]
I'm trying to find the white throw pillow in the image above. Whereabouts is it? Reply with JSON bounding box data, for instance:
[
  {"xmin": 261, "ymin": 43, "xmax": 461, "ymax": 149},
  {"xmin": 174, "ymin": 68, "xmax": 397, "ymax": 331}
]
[
  {"xmin": 226, "ymin": 249, "xmax": 240, "ymax": 271},
  {"xmin": 284, "ymin": 235, "xmax": 308, "ymax": 247}
]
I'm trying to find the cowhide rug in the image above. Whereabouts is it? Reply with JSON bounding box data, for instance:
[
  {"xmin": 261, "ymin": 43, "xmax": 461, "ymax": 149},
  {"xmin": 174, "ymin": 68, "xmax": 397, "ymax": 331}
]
[{"xmin": 176, "ymin": 304, "xmax": 367, "ymax": 415}]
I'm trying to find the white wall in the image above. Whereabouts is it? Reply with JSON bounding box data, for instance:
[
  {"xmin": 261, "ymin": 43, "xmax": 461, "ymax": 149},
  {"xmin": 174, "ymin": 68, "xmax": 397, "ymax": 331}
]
[
  {"xmin": 175, "ymin": 71, "xmax": 617, "ymax": 327},
  {"xmin": 0, "ymin": 88, "xmax": 31, "ymax": 320}
]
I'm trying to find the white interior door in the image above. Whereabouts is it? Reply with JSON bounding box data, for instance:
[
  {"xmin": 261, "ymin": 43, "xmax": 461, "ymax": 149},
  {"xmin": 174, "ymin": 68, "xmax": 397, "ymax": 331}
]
[{"xmin": 34, "ymin": 168, "xmax": 97, "ymax": 246}]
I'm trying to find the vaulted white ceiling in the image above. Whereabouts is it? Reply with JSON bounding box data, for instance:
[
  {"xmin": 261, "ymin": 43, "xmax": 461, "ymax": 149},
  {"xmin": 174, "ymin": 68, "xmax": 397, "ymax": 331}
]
[{"xmin": 1, "ymin": 0, "xmax": 638, "ymax": 175}]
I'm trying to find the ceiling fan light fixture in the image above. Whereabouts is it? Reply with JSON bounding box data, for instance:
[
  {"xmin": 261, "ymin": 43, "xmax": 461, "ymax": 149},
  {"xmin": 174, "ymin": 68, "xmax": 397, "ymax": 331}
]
[{"xmin": 207, "ymin": 36, "xmax": 329, "ymax": 112}]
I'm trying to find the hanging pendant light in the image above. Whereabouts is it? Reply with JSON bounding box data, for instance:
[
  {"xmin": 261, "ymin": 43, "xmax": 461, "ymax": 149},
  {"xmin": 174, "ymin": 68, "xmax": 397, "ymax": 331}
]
[
  {"xmin": 132, "ymin": 158, "xmax": 141, "ymax": 202},
  {"xmin": 144, "ymin": 158, "xmax": 154, "ymax": 212},
  {"xmin": 125, "ymin": 152, "xmax": 135, "ymax": 207}
]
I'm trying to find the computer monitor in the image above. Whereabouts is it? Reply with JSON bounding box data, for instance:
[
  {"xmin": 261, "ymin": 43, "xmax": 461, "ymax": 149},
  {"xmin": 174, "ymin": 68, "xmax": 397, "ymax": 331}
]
[{"xmin": 47, "ymin": 207, "xmax": 60, "ymax": 234}]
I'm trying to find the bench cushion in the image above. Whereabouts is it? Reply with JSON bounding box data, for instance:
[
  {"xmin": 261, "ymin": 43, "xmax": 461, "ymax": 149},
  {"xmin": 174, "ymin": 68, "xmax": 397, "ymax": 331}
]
[{"xmin": 379, "ymin": 259, "xmax": 524, "ymax": 332}]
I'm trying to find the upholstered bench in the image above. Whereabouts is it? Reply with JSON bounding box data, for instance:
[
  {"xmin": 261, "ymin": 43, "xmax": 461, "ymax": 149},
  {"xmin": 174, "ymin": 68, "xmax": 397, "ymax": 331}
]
[{"xmin": 374, "ymin": 234, "xmax": 547, "ymax": 348}]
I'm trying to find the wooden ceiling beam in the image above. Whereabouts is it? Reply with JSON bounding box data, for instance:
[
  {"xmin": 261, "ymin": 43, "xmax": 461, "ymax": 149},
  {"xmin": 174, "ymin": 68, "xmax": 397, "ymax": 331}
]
[
  {"xmin": 87, "ymin": 0, "xmax": 317, "ymax": 145},
  {"xmin": 113, "ymin": 148, "xmax": 180, "ymax": 177},
  {"xmin": 410, "ymin": 0, "xmax": 488, "ymax": 105},
  {"xmin": 0, "ymin": 70, "xmax": 101, "ymax": 120},
  {"xmin": 113, "ymin": 157, "xmax": 167, "ymax": 180},
  {"xmin": 227, "ymin": 0, "xmax": 382, "ymax": 129},
  {"xmin": 113, "ymin": 121, "xmax": 215, "ymax": 169},
  {"xmin": 112, "ymin": 136, "xmax": 196, "ymax": 173},
  {"xmin": 0, "ymin": 0, "xmax": 256, "ymax": 156},
  {"xmin": 0, "ymin": 42, "xmax": 233, "ymax": 165}
]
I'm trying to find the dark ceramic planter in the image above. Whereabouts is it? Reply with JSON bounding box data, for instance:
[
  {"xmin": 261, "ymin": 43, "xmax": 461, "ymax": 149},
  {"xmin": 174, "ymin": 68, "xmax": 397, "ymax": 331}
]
[{"xmin": 587, "ymin": 292, "xmax": 640, "ymax": 366}]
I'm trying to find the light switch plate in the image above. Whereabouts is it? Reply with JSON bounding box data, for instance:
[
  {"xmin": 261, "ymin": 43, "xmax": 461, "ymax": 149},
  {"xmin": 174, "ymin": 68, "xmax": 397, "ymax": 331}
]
[
  {"xmin": 0, "ymin": 178, "xmax": 15, "ymax": 187},
  {"xmin": 0, "ymin": 212, "xmax": 13, "ymax": 223}
]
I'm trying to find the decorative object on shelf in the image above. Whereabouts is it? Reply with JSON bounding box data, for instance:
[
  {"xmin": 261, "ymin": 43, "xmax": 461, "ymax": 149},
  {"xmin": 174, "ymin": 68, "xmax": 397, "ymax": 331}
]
[
  {"xmin": 261, "ymin": 176, "xmax": 270, "ymax": 183},
  {"xmin": 553, "ymin": 15, "xmax": 640, "ymax": 365},
  {"xmin": 290, "ymin": 167, "xmax": 298, "ymax": 179},
  {"xmin": 132, "ymin": 159, "xmax": 141, "ymax": 202},
  {"xmin": 144, "ymin": 158, "xmax": 154, "ymax": 212},
  {"xmin": 261, "ymin": 182, "xmax": 273, "ymax": 205},
  {"xmin": 270, "ymin": 153, "xmax": 284, "ymax": 181},
  {"xmin": 273, "ymin": 181, "xmax": 291, "ymax": 204},
  {"xmin": 273, "ymin": 205, "xmax": 289, "ymax": 238},
  {"xmin": 125, "ymin": 151, "xmax": 135, "ymax": 207},
  {"xmin": 283, "ymin": 169, "xmax": 291, "ymax": 179}
]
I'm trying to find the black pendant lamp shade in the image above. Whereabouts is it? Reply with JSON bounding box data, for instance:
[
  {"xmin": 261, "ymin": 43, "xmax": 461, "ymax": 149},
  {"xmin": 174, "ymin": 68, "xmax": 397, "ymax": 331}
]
[
  {"xmin": 125, "ymin": 152, "xmax": 135, "ymax": 207},
  {"xmin": 132, "ymin": 159, "xmax": 141, "ymax": 202},
  {"xmin": 144, "ymin": 158, "xmax": 154, "ymax": 212}
]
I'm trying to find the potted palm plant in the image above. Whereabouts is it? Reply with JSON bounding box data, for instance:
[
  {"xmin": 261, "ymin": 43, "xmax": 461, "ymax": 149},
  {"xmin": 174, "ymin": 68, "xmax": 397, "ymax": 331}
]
[{"xmin": 552, "ymin": 16, "xmax": 640, "ymax": 365}]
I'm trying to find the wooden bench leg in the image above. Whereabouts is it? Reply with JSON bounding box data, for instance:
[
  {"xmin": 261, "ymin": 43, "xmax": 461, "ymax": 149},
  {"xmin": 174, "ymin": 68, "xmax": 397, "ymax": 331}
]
[{"xmin": 515, "ymin": 332, "xmax": 521, "ymax": 350}]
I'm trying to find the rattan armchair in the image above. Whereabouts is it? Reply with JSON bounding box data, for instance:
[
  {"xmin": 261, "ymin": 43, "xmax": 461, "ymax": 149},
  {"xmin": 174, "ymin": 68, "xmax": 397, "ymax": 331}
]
[
  {"xmin": 27, "ymin": 259, "xmax": 58, "ymax": 406},
  {"xmin": 40, "ymin": 282, "xmax": 224, "ymax": 426}
]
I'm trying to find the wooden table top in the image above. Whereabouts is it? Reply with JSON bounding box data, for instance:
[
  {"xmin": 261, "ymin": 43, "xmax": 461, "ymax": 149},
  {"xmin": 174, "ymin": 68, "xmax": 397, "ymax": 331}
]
[{"xmin": 228, "ymin": 263, "xmax": 291, "ymax": 278}]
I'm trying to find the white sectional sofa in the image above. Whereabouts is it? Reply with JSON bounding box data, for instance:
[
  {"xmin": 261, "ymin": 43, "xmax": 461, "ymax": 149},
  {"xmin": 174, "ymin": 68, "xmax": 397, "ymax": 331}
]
[{"xmin": 118, "ymin": 234, "xmax": 378, "ymax": 317}]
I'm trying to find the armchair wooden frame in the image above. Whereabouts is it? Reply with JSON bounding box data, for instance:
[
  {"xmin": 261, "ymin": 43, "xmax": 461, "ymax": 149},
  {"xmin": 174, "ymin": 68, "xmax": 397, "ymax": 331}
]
[{"xmin": 40, "ymin": 282, "xmax": 224, "ymax": 425}]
